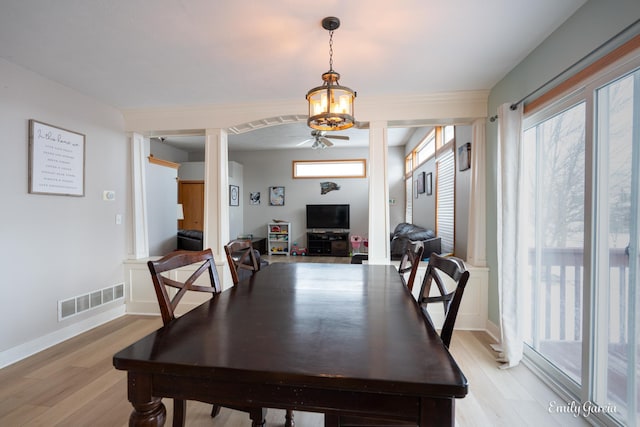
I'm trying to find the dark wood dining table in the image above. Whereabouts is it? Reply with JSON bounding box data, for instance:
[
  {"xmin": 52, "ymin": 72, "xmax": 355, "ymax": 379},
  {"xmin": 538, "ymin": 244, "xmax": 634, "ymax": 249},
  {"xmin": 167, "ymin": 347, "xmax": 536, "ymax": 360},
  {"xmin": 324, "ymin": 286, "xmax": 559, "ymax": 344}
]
[{"xmin": 113, "ymin": 263, "xmax": 468, "ymax": 426}]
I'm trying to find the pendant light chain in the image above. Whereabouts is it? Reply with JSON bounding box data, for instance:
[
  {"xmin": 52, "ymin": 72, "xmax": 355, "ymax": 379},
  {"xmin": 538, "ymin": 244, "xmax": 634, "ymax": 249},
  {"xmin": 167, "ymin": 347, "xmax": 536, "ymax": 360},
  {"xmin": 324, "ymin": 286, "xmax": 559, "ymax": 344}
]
[{"xmin": 328, "ymin": 29, "xmax": 334, "ymax": 72}]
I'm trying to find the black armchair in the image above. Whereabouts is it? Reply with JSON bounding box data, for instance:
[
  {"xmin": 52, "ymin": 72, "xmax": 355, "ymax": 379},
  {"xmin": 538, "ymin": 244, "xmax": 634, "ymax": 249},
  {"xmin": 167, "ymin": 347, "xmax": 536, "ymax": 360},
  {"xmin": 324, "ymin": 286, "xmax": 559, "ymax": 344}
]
[
  {"xmin": 390, "ymin": 222, "xmax": 441, "ymax": 260},
  {"xmin": 177, "ymin": 229, "xmax": 203, "ymax": 251}
]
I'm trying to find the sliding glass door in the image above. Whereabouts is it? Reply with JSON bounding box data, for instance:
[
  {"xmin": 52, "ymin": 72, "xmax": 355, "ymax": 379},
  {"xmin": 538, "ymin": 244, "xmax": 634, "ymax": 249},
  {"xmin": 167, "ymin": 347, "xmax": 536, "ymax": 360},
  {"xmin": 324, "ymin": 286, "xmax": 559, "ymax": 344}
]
[
  {"xmin": 522, "ymin": 56, "xmax": 639, "ymax": 426},
  {"xmin": 593, "ymin": 69, "xmax": 639, "ymax": 425},
  {"xmin": 522, "ymin": 101, "xmax": 586, "ymax": 387}
]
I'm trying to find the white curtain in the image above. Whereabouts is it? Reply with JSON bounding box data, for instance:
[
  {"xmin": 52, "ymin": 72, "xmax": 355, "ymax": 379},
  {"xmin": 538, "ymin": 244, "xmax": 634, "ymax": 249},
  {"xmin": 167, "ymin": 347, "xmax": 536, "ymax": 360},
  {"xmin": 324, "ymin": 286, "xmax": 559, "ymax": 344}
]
[
  {"xmin": 467, "ymin": 119, "xmax": 487, "ymax": 267},
  {"xmin": 494, "ymin": 103, "xmax": 525, "ymax": 368}
]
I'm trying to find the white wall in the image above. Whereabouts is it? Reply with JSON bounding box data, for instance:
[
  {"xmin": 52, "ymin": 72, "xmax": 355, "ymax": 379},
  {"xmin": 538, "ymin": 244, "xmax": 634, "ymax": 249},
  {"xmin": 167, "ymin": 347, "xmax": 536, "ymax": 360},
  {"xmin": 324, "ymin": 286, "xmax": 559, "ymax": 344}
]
[
  {"xmin": 387, "ymin": 146, "xmax": 406, "ymax": 228},
  {"xmin": 0, "ymin": 59, "xmax": 128, "ymax": 365},
  {"xmin": 146, "ymin": 161, "xmax": 178, "ymax": 255},
  {"xmin": 230, "ymin": 148, "xmax": 373, "ymax": 247},
  {"xmin": 179, "ymin": 162, "xmax": 205, "ymax": 181},
  {"xmin": 150, "ymin": 140, "xmax": 189, "ymax": 163},
  {"xmin": 412, "ymin": 157, "xmax": 437, "ymax": 230},
  {"xmin": 454, "ymin": 126, "xmax": 472, "ymax": 260},
  {"xmin": 146, "ymin": 139, "xmax": 185, "ymax": 255},
  {"xmin": 228, "ymin": 161, "xmax": 244, "ymax": 240},
  {"xmin": 404, "ymin": 128, "xmax": 436, "ymax": 230}
]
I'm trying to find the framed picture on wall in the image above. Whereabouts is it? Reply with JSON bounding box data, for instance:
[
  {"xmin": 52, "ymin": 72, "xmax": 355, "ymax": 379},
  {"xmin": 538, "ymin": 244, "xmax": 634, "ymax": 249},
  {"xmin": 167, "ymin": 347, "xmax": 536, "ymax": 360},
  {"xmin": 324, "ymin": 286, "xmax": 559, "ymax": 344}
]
[
  {"xmin": 249, "ymin": 192, "xmax": 260, "ymax": 205},
  {"xmin": 416, "ymin": 171, "xmax": 425, "ymax": 194},
  {"xmin": 269, "ymin": 186, "xmax": 285, "ymax": 206},
  {"xmin": 426, "ymin": 173, "xmax": 433, "ymax": 196},
  {"xmin": 458, "ymin": 142, "xmax": 471, "ymax": 171},
  {"xmin": 229, "ymin": 185, "xmax": 239, "ymax": 206},
  {"xmin": 28, "ymin": 120, "xmax": 86, "ymax": 196}
]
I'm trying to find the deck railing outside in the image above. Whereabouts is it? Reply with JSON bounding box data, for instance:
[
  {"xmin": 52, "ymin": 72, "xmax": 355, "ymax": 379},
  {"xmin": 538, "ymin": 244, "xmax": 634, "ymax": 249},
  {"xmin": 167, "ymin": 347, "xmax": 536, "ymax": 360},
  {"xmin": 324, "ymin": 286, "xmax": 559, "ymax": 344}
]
[
  {"xmin": 527, "ymin": 247, "xmax": 629, "ymax": 344},
  {"xmin": 526, "ymin": 246, "xmax": 634, "ymax": 422}
]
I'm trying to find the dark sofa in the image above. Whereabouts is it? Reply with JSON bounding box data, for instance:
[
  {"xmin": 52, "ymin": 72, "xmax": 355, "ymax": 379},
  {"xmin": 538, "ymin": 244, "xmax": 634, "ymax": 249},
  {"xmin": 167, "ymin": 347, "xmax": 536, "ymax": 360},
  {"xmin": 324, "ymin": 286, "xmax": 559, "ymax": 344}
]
[
  {"xmin": 177, "ymin": 229, "xmax": 203, "ymax": 251},
  {"xmin": 390, "ymin": 223, "xmax": 441, "ymax": 260}
]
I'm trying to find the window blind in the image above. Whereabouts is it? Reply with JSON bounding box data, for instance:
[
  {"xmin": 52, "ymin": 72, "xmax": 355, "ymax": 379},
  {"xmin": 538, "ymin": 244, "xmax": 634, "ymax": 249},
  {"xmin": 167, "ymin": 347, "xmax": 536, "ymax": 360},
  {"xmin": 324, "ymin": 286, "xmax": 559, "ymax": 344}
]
[{"xmin": 436, "ymin": 150, "xmax": 455, "ymax": 254}]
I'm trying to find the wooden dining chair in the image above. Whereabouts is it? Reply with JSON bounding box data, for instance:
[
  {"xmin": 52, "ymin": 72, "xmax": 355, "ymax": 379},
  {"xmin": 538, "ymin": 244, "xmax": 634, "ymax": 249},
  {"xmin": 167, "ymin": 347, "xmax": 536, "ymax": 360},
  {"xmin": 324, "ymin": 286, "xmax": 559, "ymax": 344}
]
[
  {"xmin": 147, "ymin": 249, "xmax": 268, "ymax": 427},
  {"xmin": 417, "ymin": 252, "xmax": 470, "ymax": 348},
  {"xmin": 224, "ymin": 239, "xmax": 261, "ymax": 285},
  {"xmin": 324, "ymin": 253, "xmax": 470, "ymax": 427},
  {"xmin": 223, "ymin": 240, "xmax": 295, "ymax": 427},
  {"xmin": 397, "ymin": 240, "xmax": 424, "ymax": 292}
]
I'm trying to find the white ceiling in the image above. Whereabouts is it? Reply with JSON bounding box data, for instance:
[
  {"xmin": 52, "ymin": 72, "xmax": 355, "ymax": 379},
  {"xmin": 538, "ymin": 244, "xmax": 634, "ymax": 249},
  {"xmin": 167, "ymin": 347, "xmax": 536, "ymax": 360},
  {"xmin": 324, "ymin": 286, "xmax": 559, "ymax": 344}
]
[
  {"xmin": 153, "ymin": 123, "xmax": 417, "ymax": 152},
  {"xmin": 0, "ymin": 0, "xmax": 586, "ymax": 151}
]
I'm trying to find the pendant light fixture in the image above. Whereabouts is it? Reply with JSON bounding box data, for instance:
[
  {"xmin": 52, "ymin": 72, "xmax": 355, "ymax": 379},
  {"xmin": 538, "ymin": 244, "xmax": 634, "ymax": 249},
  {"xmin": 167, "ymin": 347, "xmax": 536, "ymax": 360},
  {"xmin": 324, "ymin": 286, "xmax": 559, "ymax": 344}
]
[{"xmin": 306, "ymin": 17, "xmax": 357, "ymax": 131}]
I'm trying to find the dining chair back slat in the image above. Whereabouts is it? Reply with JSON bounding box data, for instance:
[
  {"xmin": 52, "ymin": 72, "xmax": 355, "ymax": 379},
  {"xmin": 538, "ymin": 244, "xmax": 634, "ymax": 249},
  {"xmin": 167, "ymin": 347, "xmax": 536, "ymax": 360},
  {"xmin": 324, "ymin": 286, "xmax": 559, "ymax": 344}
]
[{"xmin": 397, "ymin": 241, "xmax": 424, "ymax": 292}]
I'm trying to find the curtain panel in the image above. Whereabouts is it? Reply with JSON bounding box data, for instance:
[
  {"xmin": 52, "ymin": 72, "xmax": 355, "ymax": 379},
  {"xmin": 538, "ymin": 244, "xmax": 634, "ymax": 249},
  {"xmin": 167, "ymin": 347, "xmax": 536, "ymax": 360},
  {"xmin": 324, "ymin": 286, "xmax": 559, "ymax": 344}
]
[
  {"xmin": 467, "ymin": 119, "xmax": 487, "ymax": 267},
  {"xmin": 494, "ymin": 103, "xmax": 525, "ymax": 368}
]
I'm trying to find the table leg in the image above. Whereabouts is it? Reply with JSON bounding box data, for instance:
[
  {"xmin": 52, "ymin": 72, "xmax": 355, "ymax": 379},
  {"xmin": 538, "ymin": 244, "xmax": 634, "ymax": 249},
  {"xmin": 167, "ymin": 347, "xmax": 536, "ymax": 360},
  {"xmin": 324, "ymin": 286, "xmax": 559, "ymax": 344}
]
[
  {"xmin": 249, "ymin": 407, "xmax": 267, "ymax": 426},
  {"xmin": 420, "ymin": 397, "xmax": 454, "ymax": 427},
  {"xmin": 173, "ymin": 399, "xmax": 186, "ymax": 426},
  {"xmin": 324, "ymin": 413, "xmax": 339, "ymax": 427},
  {"xmin": 285, "ymin": 409, "xmax": 295, "ymax": 427},
  {"xmin": 210, "ymin": 404, "xmax": 221, "ymax": 417},
  {"xmin": 127, "ymin": 372, "xmax": 166, "ymax": 427},
  {"xmin": 128, "ymin": 396, "xmax": 166, "ymax": 427}
]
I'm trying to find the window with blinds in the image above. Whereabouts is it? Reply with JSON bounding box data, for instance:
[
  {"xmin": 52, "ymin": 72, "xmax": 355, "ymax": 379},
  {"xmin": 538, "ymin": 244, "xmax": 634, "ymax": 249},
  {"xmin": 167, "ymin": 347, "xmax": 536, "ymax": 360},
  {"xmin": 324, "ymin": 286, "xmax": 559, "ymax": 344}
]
[{"xmin": 436, "ymin": 150, "xmax": 455, "ymax": 254}]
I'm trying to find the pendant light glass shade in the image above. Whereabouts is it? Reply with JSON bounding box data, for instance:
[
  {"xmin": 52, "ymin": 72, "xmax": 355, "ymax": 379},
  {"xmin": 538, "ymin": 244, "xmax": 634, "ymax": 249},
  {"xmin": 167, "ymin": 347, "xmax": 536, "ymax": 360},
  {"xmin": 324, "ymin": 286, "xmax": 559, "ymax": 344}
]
[{"xmin": 306, "ymin": 17, "xmax": 356, "ymax": 131}]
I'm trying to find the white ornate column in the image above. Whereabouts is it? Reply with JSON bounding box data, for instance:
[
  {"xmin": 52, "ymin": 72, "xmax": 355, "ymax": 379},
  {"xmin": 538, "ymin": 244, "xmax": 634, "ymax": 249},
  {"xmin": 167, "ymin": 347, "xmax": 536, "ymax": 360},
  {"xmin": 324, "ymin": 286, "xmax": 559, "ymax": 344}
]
[
  {"xmin": 204, "ymin": 128, "xmax": 232, "ymax": 286},
  {"xmin": 367, "ymin": 121, "xmax": 390, "ymax": 264},
  {"xmin": 129, "ymin": 132, "xmax": 149, "ymax": 259}
]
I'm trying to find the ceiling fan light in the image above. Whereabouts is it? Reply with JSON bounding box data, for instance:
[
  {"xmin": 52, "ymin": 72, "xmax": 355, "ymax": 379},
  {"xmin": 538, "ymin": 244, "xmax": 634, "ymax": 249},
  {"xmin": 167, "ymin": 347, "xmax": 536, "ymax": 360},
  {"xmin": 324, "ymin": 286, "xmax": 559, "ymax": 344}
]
[{"xmin": 298, "ymin": 129, "xmax": 348, "ymax": 149}]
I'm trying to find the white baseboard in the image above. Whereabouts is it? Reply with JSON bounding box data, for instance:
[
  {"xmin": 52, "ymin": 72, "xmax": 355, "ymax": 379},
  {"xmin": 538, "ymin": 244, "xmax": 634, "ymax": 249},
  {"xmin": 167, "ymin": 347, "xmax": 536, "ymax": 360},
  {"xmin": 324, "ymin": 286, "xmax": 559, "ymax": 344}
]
[
  {"xmin": 125, "ymin": 301, "xmax": 161, "ymax": 316},
  {"xmin": 125, "ymin": 301, "xmax": 201, "ymax": 317},
  {"xmin": 0, "ymin": 305, "xmax": 125, "ymax": 369}
]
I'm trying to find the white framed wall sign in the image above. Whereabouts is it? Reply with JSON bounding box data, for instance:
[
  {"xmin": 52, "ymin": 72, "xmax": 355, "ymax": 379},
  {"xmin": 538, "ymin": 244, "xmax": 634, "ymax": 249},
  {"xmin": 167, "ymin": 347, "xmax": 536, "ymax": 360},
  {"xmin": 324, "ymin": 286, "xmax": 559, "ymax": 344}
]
[{"xmin": 28, "ymin": 119, "xmax": 86, "ymax": 196}]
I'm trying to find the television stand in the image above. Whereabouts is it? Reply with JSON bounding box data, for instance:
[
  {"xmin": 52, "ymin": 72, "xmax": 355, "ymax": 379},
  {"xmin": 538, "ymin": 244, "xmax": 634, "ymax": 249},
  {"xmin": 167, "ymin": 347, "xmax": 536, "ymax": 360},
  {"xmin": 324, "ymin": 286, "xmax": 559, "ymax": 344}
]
[{"xmin": 307, "ymin": 231, "xmax": 349, "ymax": 257}]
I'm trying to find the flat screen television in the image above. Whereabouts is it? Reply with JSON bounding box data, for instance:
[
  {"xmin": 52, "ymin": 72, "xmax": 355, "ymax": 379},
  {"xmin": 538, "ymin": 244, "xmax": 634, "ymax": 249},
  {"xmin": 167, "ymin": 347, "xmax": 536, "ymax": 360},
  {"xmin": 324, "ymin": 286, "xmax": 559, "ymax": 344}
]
[{"xmin": 306, "ymin": 204, "xmax": 350, "ymax": 229}]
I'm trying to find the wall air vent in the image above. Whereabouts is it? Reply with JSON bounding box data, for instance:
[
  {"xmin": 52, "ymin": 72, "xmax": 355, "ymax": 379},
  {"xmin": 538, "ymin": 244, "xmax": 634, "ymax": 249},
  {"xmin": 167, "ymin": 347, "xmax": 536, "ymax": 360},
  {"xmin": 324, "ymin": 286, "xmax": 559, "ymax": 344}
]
[{"xmin": 58, "ymin": 283, "xmax": 125, "ymax": 321}]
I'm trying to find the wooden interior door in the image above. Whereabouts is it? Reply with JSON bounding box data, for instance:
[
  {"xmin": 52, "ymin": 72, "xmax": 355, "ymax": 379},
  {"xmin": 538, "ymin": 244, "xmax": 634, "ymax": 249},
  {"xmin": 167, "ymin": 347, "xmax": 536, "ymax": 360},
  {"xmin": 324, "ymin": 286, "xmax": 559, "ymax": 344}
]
[{"xmin": 178, "ymin": 180, "xmax": 204, "ymax": 231}]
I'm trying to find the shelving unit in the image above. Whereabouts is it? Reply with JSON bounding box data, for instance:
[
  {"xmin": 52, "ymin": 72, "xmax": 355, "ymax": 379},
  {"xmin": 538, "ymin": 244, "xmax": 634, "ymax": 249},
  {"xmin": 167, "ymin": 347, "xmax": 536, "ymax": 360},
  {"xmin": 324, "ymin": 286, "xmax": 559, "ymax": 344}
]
[
  {"xmin": 306, "ymin": 231, "xmax": 349, "ymax": 257},
  {"xmin": 267, "ymin": 222, "xmax": 290, "ymax": 255}
]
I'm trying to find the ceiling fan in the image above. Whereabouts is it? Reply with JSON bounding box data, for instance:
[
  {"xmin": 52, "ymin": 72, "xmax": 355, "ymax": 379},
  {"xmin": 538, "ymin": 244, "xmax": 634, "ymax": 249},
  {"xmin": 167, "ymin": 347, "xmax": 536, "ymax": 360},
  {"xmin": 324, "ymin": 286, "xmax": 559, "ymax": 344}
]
[{"xmin": 296, "ymin": 130, "xmax": 349, "ymax": 149}]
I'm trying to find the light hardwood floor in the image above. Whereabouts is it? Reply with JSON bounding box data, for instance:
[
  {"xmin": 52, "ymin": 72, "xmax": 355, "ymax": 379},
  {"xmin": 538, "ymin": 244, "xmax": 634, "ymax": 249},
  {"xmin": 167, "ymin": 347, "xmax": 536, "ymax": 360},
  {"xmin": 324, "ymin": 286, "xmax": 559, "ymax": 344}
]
[{"xmin": 0, "ymin": 312, "xmax": 590, "ymax": 427}]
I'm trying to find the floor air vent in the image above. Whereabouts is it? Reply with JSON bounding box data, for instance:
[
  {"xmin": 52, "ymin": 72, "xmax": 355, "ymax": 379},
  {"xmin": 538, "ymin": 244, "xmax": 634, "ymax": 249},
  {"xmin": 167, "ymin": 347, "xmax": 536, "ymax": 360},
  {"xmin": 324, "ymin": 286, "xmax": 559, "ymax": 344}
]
[{"xmin": 58, "ymin": 283, "xmax": 124, "ymax": 321}]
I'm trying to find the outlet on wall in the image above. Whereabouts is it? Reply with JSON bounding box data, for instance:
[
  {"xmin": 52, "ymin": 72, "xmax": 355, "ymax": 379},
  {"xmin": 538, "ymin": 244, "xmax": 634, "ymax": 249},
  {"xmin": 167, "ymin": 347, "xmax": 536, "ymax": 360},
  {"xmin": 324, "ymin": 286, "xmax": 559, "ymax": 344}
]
[{"xmin": 103, "ymin": 190, "xmax": 116, "ymax": 201}]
